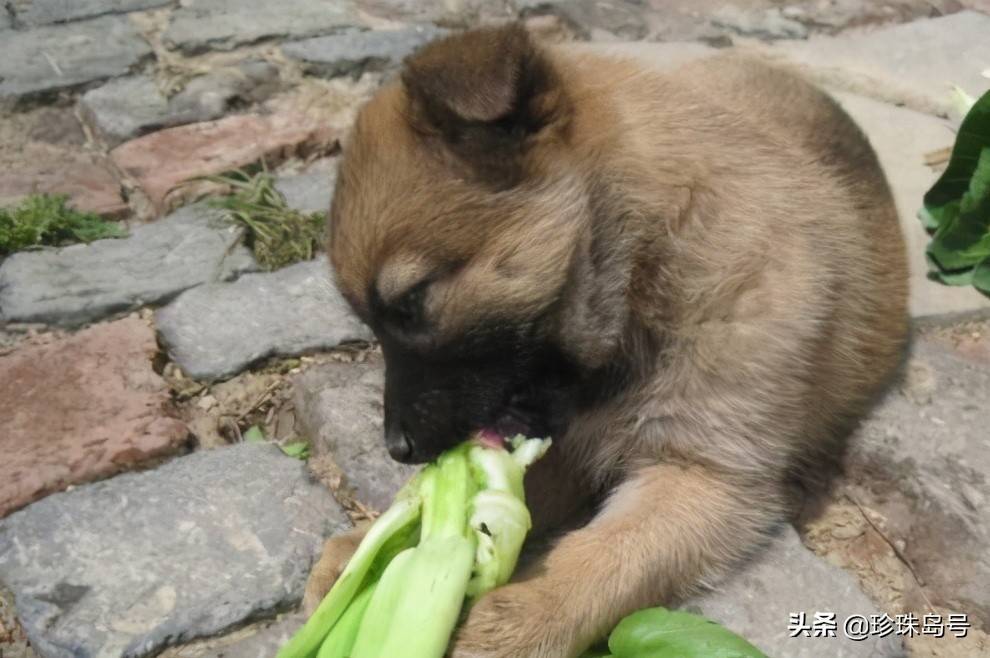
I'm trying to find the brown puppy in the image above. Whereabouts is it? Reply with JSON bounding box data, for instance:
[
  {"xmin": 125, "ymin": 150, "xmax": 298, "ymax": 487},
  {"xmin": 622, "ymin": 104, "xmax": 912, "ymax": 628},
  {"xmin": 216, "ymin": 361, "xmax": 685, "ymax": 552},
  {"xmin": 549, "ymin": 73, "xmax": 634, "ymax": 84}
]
[{"xmin": 308, "ymin": 24, "xmax": 909, "ymax": 658}]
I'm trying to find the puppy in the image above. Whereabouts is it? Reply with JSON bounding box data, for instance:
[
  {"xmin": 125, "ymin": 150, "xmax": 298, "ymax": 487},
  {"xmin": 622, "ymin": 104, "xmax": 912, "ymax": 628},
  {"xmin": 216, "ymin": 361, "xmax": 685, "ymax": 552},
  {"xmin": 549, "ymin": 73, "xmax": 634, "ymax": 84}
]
[{"xmin": 307, "ymin": 23, "xmax": 909, "ymax": 658}]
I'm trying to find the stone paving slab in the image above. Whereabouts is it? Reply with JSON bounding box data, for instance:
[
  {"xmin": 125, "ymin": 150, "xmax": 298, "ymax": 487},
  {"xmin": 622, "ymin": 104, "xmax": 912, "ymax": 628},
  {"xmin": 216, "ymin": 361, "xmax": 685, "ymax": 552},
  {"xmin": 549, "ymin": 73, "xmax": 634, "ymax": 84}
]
[
  {"xmin": 0, "ymin": 203, "xmax": 257, "ymax": 327},
  {"xmin": 282, "ymin": 25, "xmax": 446, "ymax": 80},
  {"xmin": 7, "ymin": 0, "xmax": 171, "ymax": 26},
  {"xmin": 0, "ymin": 15, "xmax": 151, "ymax": 106},
  {"xmin": 292, "ymin": 353, "xmax": 418, "ymax": 512},
  {"xmin": 844, "ymin": 330, "xmax": 990, "ymax": 629},
  {"xmin": 80, "ymin": 61, "xmax": 282, "ymax": 147},
  {"xmin": 709, "ymin": 5, "xmax": 809, "ymax": 41},
  {"xmin": 688, "ymin": 526, "xmax": 905, "ymax": 657},
  {"xmin": 0, "ymin": 107, "xmax": 128, "ymax": 216},
  {"xmin": 163, "ymin": 0, "xmax": 361, "ymax": 54},
  {"xmin": 159, "ymin": 610, "xmax": 305, "ymax": 658},
  {"xmin": 832, "ymin": 91, "xmax": 990, "ymax": 322},
  {"xmin": 519, "ymin": 0, "xmax": 649, "ymax": 41},
  {"xmin": 0, "ymin": 316, "xmax": 189, "ymax": 519},
  {"xmin": 0, "ymin": 151, "xmax": 127, "ymax": 216},
  {"xmin": 768, "ymin": 11, "xmax": 990, "ymax": 117},
  {"xmin": 155, "ymin": 259, "xmax": 373, "ymax": 381},
  {"xmin": 274, "ymin": 159, "xmax": 338, "ymax": 215},
  {"xmin": 0, "ymin": 443, "xmax": 349, "ymax": 658},
  {"xmin": 111, "ymin": 108, "xmax": 341, "ymax": 211}
]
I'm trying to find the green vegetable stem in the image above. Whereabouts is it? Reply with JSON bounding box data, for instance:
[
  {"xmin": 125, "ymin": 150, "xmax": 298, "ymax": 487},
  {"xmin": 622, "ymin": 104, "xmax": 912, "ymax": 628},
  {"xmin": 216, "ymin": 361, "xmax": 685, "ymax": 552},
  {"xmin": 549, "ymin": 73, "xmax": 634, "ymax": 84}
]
[{"xmin": 277, "ymin": 435, "xmax": 551, "ymax": 658}]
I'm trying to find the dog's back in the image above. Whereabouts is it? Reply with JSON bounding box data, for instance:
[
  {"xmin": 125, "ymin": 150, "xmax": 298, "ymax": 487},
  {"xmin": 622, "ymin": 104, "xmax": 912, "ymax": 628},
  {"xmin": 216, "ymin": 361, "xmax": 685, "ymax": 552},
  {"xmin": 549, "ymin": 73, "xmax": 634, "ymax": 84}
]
[{"xmin": 540, "ymin": 47, "xmax": 908, "ymax": 478}]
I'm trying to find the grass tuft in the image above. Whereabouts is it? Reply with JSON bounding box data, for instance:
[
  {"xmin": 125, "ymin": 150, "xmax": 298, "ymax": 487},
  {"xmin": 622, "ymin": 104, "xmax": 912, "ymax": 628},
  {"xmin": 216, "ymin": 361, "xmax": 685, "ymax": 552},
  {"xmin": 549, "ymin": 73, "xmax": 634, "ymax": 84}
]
[
  {"xmin": 209, "ymin": 169, "xmax": 326, "ymax": 271},
  {"xmin": 0, "ymin": 195, "xmax": 126, "ymax": 256}
]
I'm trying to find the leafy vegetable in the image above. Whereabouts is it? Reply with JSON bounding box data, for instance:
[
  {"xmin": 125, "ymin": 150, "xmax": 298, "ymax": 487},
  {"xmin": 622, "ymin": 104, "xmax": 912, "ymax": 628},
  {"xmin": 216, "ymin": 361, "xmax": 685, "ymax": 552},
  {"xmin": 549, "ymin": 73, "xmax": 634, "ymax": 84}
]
[
  {"xmin": 242, "ymin": 425, "xmax": 310, "ymax": 459},
  {"xmin": 209, "ymin": 169, "xmax": 326, "ymax": 271},
  {"xmin": 278, "ymin": 435, "xmax": 551, "ymax": 658},
  {"xmin": 243, "ymin": 425, "xmax": 266, "ymax": 443},
  {"xmin": 0, "ymin": 194, "xmax": 126, "ymax": 255},
  {"xmin": 280, "ymin": 441, "xmax": 311, "ymax": 460},
  {"xmin": 919, "ymin": 89, "xmax": 990, "ymax": 295},
  {"xmin": 583, "ymin": 608, "xmax": 767, "ymax": 658}
]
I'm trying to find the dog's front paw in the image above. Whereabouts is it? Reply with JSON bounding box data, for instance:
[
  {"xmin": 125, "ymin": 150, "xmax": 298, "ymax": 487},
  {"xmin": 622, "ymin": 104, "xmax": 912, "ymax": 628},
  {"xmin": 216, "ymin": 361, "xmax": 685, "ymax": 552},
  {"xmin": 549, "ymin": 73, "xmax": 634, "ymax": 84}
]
[
  {"xmin": 449, "ymin": 583, "xmax": 574, "ymax": 658},
  {"xmin": 302, "ymin": 528, "xmax": 365, "ymax": 614}
]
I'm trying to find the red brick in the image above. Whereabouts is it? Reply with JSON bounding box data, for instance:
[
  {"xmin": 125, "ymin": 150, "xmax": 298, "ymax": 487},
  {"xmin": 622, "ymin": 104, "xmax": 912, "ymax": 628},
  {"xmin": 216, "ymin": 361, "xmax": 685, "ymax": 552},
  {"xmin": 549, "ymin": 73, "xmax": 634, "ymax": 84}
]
[
  {"xmin": 0, "ymin": 316, "xmax": 189, "ymax": 518},
  {"xmin": 111, "ymin": 109, "xmax": 341, "ymax": 212},
  {"xmin": 0, "ymin": 150, "xmax": 127, "ymax": 217}
]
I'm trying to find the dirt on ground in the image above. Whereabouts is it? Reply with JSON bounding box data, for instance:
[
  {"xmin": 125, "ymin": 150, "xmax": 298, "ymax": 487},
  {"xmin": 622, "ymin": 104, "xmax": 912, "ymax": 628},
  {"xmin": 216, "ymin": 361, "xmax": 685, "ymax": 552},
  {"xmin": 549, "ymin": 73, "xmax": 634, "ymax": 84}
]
[{"xmin": 800, "ymin": 491, "xmax": 990, "ymax": 656}]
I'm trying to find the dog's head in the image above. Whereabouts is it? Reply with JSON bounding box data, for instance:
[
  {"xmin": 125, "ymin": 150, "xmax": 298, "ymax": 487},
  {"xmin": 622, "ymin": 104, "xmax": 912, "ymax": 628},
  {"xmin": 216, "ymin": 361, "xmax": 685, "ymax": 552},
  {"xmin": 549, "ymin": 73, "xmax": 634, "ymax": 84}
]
[{"xmin": 329, "ymin": 24, "xmax": 635, "ymax": 463}]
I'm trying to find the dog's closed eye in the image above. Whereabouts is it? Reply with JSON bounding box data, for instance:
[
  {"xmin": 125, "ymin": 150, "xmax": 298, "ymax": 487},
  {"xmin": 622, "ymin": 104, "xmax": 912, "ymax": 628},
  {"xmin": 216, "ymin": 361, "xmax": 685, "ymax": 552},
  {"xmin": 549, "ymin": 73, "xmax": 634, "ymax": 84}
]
[
  {"xmin": 372, "ymin": 278, "xmax": 431, "ymax": 335},
  {"xmin": 389, "ymin": 281, "xmax": 429, "ymax": 331}
]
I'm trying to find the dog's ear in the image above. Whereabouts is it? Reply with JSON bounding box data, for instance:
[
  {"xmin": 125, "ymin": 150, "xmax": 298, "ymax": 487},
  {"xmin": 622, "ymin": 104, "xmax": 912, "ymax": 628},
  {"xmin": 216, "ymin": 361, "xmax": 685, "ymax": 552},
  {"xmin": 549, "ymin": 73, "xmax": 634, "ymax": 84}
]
[{"xmin": 401, "ymin": 23, "xmax": 569, "ymax": 185}]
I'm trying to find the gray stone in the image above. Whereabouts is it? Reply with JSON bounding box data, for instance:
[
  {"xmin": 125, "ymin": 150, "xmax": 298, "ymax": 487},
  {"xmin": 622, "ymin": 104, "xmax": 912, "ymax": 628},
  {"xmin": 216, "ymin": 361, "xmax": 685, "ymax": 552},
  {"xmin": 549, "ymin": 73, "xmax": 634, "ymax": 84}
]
[
  {"xmin": 0, "ymin": 15, "xmax": 152, "ymax": 106},
  {"xmin": 832, "ymin": 92, "xmax": 990, "ymax": 322},
  {"xmin": 158, "ymin": 611, "xmax": 306, "ymax": 658},
  {"xmin": 1, "ymin": 7, "xmax": 12, "ymax": 30},
  {"xmin": 170, "ymin": 60, "xmax": 282, "ymax": 118},
  {"xmin": 275, "ymin": 160, "xmax": 338, "ymax": 214},
  {"xmin": 155, "ymin": 259, "xmax": 372, "ymax": 381},
  {"xmin": 8, "ymin": 0, "xmax": 171, "ymax": 26},
  {"xmin": 163, "ymin": 0, "xmax": 360, "ymax": 55},
  {"xmin": 78, "ymin": 76, "xmax": 171, "ymax": 146},
  {"xmin": 79, "ymin": 62, "xmax": 282, "ymax": 146},
  {"xmin": 770, "ymin": 12, "xmax": 990, "ymax": 117},
  {"xmin": 293, "ymin": 354, "xmax": 418, "ymax": 512},
  {"xmin": 282, "ymin": 25, "xmax": 446, "ymax": 79},
  {"xmin": 0, "ymin": 443, "xmax": 349, "ymax": 658},
  {"xmin": 687, "ymin": 526, "xmax": 905, "ymax": 657},
  {"xmin": 0, "ymin": 204, "xmax": 257, "ymax": 328},
  {"xmin": 844, "ymin": 332, "xmax": 990, "ymax": 628},
  {"xmin": 357, "ymin": 0, "xmax": 511, "ymax": 26},
  {"xmin": 710, "ymin": 6, "xmax": 808, "ymax": 41},
  {"xmin": 518, "ymin": 0, "xmax": 649, "ymax": 41}
]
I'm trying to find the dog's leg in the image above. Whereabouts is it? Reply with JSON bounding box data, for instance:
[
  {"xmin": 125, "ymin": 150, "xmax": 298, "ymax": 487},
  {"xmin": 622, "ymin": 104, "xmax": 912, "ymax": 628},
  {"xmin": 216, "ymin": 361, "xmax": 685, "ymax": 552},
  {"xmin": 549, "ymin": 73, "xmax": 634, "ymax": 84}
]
[
  {"xmin": 302, "ymin": 525, "xmax": 367, "ymax": 614},
  {"xmin": 450, "ymin": 462, "xmax": 780, "ymax": 658}
]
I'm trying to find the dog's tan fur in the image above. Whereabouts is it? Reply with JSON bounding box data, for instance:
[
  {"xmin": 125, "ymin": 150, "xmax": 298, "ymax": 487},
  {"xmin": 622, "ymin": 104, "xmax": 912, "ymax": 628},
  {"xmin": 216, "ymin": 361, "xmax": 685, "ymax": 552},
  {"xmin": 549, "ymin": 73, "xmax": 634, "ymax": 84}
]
[{"xmin": 309, "ymin": 24, "xmax": 908, "ymax": 657}]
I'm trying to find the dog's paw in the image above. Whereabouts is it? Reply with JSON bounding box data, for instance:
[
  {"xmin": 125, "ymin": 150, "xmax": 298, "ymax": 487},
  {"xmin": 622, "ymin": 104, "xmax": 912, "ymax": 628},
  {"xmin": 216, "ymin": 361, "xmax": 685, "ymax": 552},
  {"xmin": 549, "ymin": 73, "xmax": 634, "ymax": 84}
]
[
  {"xmin": 449, "ymin": 583, "xmax": 571, "ymax": 658},
  {"xmin": 302, "ymin": 529, "xmax": 364, "ymax": 614}
]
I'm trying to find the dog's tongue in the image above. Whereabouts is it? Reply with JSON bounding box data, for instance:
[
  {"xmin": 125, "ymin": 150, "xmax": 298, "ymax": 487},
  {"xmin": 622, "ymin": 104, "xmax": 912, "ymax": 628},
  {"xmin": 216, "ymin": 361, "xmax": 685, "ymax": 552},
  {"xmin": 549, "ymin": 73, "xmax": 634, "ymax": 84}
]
[{"xmin": 476, "ymin": 428, "xmax": 506, "ymax": 450}]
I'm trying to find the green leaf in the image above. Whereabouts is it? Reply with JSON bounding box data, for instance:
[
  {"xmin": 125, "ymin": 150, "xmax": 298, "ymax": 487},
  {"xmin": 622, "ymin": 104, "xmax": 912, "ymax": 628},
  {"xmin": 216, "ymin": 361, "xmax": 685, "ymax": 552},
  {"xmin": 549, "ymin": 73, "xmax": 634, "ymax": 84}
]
[
  {"xmin": 973, "ymin": 256, "xmax": 990, "ymax": 295},
  {"xmin": 923, "ymin": 89, "xmax": 990, "ymax": 226},
  {"xmin": 607, "ymin": 608, "xmax": 767, "ymax": 658},
  {"xmin": 926, "ymin": 147, "xmax": 990, "ymax": 273},
  {"xmin": 243, "ymin": 425, "xmax": 266, "ymax": 443},
  {"xmin": 280, "ymin": 441, "xmax": 311, "ymax": 460}
]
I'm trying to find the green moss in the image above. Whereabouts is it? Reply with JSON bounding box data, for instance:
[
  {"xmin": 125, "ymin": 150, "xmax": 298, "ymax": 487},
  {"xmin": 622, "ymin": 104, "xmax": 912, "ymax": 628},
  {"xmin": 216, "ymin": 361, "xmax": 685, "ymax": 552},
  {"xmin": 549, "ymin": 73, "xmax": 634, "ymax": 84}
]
[
  {"xmin": 209, "ymin": 170, "xmax": 325, "ymax": 271},
  {"xmin": 0, "ymin": 195, "xmax": 126, "ymax": 256}
]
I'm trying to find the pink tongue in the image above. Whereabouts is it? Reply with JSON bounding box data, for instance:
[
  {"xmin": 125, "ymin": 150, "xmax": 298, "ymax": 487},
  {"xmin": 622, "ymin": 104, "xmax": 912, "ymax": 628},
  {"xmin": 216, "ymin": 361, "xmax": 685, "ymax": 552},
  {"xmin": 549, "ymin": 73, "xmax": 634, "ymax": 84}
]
[{"xmin": 476, "ymin": 428, "xmax": 506, "ymax": 450}]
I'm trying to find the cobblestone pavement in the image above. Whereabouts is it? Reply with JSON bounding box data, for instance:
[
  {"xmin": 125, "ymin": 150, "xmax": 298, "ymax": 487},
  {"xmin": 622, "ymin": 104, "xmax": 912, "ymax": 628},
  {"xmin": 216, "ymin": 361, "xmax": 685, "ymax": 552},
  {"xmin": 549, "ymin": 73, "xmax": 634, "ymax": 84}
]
[{"xmin": 1, "ymin": 1, "xmax": 989, "ymax": 657}]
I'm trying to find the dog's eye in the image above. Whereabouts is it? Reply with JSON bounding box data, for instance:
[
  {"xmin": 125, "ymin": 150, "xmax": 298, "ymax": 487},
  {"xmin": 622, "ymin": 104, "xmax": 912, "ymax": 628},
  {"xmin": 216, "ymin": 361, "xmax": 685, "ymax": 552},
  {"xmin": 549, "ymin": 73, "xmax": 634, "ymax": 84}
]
[{"xmin": 386, "ymin": 280, "xmax": 429, "ymax": 332}]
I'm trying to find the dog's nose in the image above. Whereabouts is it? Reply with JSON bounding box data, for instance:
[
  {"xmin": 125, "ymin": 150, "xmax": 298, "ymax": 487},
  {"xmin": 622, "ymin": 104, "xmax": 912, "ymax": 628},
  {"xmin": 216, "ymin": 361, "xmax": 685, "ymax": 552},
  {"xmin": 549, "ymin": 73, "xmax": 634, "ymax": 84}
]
[{"xmin": 385, "ymin": 426, "xmax": 414, "ymax": 463}]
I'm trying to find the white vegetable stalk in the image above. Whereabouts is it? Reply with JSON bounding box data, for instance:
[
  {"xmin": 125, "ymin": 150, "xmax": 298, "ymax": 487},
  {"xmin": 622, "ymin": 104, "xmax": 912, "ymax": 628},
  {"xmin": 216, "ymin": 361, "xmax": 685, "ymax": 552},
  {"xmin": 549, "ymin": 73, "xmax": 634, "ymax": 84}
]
[{"xmin": 278, "ymin": 435, "xmax": 551, "ymax": 658}]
